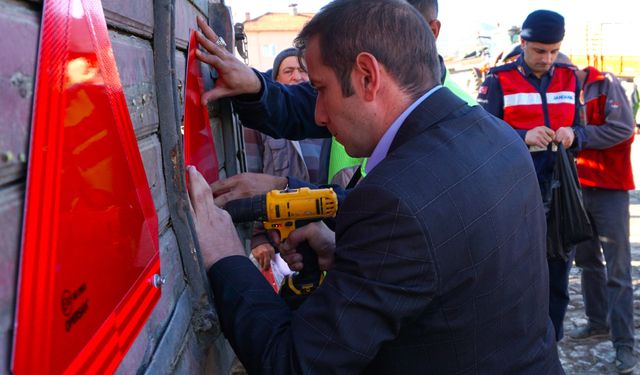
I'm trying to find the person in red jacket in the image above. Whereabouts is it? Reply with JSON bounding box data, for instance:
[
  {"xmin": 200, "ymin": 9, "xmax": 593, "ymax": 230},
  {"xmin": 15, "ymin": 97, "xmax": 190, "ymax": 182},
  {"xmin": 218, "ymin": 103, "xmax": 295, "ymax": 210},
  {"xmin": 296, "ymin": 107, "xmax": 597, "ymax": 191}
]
[
  {"xmin": 569, "ymin": 66, "xmax": 637, "ymax": 374},
  {"xmin": 477, "ymin": 9, "xmax": 585, "ymax": 343}
]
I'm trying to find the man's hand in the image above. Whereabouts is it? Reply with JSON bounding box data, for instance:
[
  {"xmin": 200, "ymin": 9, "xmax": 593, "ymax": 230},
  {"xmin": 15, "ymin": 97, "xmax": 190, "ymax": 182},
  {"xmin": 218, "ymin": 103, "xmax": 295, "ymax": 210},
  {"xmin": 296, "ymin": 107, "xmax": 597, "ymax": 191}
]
[
  {"xmin": 279, "ymin": 222, "xmax": 336, "ymax": 272},
  {"xmin": 524, "ymin": 126, "xmax": 556, "ymax": 148},
  {"xmin": 187, "ymin": 166, "xmax": 244, "ymax": 268},
  {"xmin": 210, "ymin": 172, "xmax": 288, "ymax": 207},
  {"xmin": 195, "ymin": 16, "xmax": 262, "ymax": 103},
  {"xmin": 553, "ymin": 127, "xmax": 575, "ymax": 149},
  {"xmin": 251, "ymin": 243, "xmax": 275, "ymax": 270}
]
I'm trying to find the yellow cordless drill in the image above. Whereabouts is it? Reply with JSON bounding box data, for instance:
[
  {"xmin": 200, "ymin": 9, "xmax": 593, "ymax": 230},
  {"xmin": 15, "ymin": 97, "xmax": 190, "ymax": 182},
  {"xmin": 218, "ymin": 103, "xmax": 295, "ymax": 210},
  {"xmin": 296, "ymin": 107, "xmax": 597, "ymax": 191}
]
[{"xmin": 224, "ymin": 187, "xmax": 338, "ymax": 309}]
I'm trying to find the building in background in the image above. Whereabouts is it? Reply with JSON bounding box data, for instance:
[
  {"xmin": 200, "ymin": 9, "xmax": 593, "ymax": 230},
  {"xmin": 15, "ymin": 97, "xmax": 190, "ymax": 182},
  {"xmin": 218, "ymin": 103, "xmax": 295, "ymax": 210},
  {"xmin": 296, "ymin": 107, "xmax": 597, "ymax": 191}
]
[{"xmin": 243, "ymin": 4, "xmax": 313, "ymax": 71}]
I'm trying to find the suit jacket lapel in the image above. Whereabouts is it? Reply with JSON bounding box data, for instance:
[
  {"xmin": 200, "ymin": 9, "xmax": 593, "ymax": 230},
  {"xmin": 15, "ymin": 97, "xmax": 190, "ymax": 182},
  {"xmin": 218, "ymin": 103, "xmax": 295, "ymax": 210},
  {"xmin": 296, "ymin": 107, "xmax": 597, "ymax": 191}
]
[{"xmin": 389, "ymin": 87, "xmax": 468, "ymax": 154}]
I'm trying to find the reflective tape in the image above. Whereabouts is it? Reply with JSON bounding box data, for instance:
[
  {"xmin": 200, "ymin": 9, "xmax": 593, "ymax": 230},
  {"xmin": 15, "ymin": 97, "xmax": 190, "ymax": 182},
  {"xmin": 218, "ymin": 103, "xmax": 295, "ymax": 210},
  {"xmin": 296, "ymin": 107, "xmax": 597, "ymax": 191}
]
[
  {"xmin": 504, "ymin": 92, "xmax": 542, "ymax": 107},
  {"xmin": 546, "ymin": 91, "xmax": 576, "ymax": 104}
]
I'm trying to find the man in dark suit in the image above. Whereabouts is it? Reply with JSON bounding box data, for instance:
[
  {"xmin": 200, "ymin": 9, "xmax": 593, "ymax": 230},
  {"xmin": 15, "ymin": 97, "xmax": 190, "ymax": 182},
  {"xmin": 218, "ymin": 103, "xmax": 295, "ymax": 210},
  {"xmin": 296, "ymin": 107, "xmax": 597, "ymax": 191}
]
[{"xmin": 188, "ymin": 0, "xmax": 562, "ymax": 373}]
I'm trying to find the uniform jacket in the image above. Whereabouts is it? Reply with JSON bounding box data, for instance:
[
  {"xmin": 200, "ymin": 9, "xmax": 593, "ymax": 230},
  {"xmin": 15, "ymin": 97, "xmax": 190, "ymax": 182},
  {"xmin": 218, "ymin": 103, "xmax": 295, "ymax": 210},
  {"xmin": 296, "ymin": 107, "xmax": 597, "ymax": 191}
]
[
  {"xmin": 477, "ymin": 56, "xmax": 585, "ymax": 198},
  {"xmin": 209, "ymin": 87, "xmax": 562, "ymax": 374},
  {"xmin": 576, "ymin": 67, "xmax": 635, "ymax": 190},
  {"xmin": 496, "ymin": 66, "xmax": 576, "ymax": 131}
]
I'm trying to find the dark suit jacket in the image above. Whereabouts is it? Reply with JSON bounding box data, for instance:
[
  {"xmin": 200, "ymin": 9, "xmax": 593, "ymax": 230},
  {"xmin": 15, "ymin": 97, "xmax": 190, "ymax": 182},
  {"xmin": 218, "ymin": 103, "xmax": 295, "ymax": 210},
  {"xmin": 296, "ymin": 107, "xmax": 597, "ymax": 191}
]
[{"xmin": 209, "ymin": 87, "xmax": 562, "ymax": 374}]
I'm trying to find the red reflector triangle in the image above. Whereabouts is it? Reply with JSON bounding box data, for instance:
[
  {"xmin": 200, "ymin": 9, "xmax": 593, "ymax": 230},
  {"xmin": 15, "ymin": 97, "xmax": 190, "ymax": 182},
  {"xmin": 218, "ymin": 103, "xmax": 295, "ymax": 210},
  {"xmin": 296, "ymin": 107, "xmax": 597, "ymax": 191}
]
[
  {"xmin": 12, "ymin": 0, "xmax": 161, "ymax": 373},
  {"xmin": 184, "ymin": 30, "xmax": 220, "ymax": 184}
]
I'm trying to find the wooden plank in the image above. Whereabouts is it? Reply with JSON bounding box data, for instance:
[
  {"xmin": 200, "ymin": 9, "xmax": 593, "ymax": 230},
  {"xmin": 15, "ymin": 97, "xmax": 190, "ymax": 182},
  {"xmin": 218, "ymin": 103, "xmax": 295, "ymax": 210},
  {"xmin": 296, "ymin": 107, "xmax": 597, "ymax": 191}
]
[
  {"xmin": 103, "ymin": 0, "xmax": 153, "ymax": 39},
  {"xmin": 115, "ymin": 229, "xmax": 187, "ymax": 374},
  {"xmin": 189, "ymin": 0, "xmax": 208, "ymax": 17},
  {"xmin": 140, "ymin": 288, "xmax": 193, "ymax": 373},
  {"xmin": 140, "ymin": 287, "xmax": 235, "ymax": 375},
  {"xmin": 151, "ymin": 1, "xmax": 236, "ymax": 373},
  {"xmin": 210, "ymin": 116, "xmax": 226, "ymax": 178},
  {"xmin": 0, "ymin": 0, "xmax": 39, "ymax": 185},
  {"xmin": 110, "ymin": 31, "xmax": 159, "ymax": 139},
  {"xmin": 173, "ymin": 326, "xmax": 236, "ymax": 375},
  {"xmin": 138, "ymin": 135, "xmax": 169, "ymax": 229},
  {"xmin": 175, "ymin": 0, "xmax": 205, "ymax": 50},
  {"xmin": 175, "ymin": 50, "xmax": 187, "ymax": 126},
  {"xmin": 0, "ymin": 183, "xmax": 24, "ymax": 373}
]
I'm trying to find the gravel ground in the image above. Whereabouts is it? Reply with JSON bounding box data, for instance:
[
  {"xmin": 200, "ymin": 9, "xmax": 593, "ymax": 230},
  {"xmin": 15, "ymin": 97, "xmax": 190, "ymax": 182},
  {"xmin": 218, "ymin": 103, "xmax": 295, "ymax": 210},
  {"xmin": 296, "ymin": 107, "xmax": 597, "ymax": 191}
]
[{"xmin": 558, "ymin": 219, "xmax": 640, "ymax": 374}]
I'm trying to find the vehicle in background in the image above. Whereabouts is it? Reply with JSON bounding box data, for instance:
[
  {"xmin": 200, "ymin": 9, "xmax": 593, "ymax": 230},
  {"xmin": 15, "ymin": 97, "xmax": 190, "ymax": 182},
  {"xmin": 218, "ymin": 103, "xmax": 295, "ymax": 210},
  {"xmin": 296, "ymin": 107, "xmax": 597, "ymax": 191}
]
[
  {"xmin": 445, "ymin": 25, "xmax": 520, "ymax": 97},
  {"xmin": 446, "ymin": 21, "xmax": 640, "ymax": 103}
]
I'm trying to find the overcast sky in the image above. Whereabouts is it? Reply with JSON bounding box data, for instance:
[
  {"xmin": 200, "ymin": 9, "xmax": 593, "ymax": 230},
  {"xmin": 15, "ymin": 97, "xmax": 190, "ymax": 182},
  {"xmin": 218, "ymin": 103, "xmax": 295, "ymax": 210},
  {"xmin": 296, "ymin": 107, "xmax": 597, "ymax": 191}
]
[
  {"xmin": 225, "ymin": 0, "xmax": 635, "ymax": 56},
  {"xmin": 226, "ymin": 0, "xmax": 634, "ymax": 24}
]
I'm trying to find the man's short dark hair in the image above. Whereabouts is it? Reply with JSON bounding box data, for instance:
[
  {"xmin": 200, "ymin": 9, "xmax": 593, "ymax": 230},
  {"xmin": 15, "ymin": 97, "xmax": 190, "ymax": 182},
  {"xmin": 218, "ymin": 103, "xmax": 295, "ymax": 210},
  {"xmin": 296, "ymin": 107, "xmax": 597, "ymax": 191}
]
[
  {"xmin": 406, "ymin": 0, "xmax": 438, "ymax": 21},
  {"xmin": 294, "ymin": 0, "xmax": 440, "ymax": 99}
]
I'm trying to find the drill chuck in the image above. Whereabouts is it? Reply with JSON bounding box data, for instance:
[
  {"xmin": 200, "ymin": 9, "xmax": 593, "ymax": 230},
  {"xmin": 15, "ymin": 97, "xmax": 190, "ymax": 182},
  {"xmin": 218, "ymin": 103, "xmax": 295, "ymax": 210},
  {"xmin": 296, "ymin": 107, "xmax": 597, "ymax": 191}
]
[{"xmin": 225, "ymin": 194, "xmax": 267, "ymax": 223}]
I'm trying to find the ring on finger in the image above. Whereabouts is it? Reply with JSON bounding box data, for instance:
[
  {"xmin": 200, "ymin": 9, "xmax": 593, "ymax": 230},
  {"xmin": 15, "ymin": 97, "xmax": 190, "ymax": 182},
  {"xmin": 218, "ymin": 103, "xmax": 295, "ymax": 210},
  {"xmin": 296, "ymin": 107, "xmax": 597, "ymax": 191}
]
[{"xmin": 215, "ymin": 36, "xmax": 227, "ymax": 48}]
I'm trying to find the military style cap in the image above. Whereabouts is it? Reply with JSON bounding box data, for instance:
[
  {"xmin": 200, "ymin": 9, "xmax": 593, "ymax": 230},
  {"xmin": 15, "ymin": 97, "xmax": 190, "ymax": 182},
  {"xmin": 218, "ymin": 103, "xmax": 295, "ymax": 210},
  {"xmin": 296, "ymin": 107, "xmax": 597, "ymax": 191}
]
[{"xmin": 520, "ymin": 10, "xmax": 565, "ymax": 44}]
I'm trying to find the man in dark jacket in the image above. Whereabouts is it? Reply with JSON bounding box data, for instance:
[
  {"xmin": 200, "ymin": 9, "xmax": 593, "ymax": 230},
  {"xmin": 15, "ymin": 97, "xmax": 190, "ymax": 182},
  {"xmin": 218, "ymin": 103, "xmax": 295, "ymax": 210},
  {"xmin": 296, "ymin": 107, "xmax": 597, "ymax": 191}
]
[{"xmin": 188, "ymin": 0, "xmax": 562, "ymax": 373}]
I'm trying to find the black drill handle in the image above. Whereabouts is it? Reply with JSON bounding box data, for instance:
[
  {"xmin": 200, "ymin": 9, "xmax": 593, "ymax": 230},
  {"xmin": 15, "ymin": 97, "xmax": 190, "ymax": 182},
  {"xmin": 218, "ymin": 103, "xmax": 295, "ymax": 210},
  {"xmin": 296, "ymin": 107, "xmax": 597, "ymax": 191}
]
[
  {"xmin": 297, "ymin": 240, "xmax": 320, "ymax": 276},
  {"xmin": 292, "ymin": 219, "xmax": 320, "ymax": 276}
]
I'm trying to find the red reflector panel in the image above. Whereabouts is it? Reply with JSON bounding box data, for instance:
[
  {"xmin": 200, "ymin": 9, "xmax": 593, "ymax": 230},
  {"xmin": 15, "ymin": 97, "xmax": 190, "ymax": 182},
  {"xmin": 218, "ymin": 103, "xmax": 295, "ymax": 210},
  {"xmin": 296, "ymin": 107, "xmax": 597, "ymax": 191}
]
[
  {"xmin": 184, "ymin": 30, "xmax": 219, "ymax": 184},
  {"xmin": 12, "ymin": 0, "xmax": 161, "ymax": 374}
]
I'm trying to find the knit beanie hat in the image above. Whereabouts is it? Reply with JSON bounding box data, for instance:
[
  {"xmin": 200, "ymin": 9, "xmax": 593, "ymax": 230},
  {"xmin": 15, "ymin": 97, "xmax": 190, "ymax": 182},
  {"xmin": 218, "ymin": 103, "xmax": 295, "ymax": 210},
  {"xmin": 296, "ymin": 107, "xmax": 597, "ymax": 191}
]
[
  {"xmin": 272, "ymin": 48, "xmax": 299, "ymax": 80},
  {"xmin": 520, "ymin": 10, "xmax": 565, "ymax": 44}
]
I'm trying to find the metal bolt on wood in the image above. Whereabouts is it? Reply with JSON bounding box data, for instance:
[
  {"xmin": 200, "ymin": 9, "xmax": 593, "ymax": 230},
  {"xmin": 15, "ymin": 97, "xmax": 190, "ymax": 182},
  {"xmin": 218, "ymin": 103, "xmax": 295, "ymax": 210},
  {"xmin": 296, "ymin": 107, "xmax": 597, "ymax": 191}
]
[
  {"xmin": 152, "ymin": 274, "xmax": 166, "ymax": 288},
  {"xmin": 2, "ymin": 151, "xmax": 14, "ymax": 163}
]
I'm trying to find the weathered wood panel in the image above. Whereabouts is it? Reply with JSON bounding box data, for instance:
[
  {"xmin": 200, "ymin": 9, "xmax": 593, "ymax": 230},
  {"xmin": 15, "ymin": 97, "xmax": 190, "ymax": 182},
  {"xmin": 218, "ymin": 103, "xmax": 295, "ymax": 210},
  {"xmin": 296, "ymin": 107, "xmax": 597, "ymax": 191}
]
[
  {"xmin": 139, "ymin": 135, "xmax": 170, "ymax": 229},
  {"xmin": 0, "ymin": 0, "xmax": 39, "ymax": 185},
  {"xmin": 172, "ymin": 325, "xmax": 235, "ymax": 375},
  {"xmin": 110, "ymin": 31, "xmax": 159, "ymax": 140},
  {"xmin": 175, "ymin": 51, "xmax": 187, "ymax": 125},
  {"xmin": 142, "ymin": 289, "xmax": 194, "ymax": 373},
  {"xmin": 115, "ymin": 229, "xmax": 186, "ymax": 374},
  {"xmin": 175, "ymin": 0, "xmax": 205, "ymax": 50},
  {"xmin": 0, "ymin": 0, "xmax": 238, "ymax": 373},
  {"xmin": 141, "ymin": 289, "xmax": 234, "ymax": 375},
  {"xmin": 190, "ymin": 0, "xmax": 208, "ymax": 19},
  {"xmin": 0, "ymin": 184, "xmax": 23, "ymax": 373},
  {"xmin": 103, "ymin": 0, "xmax": 153, "ymax": 39}
]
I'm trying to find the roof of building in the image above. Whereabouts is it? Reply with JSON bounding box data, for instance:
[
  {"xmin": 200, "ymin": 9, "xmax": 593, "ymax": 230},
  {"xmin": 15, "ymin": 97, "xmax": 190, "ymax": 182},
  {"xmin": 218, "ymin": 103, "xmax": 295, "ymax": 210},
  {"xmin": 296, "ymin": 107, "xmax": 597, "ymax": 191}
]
[{"xmin": 244, "ymin": 12, "xmax": 314, "ymax": 32}]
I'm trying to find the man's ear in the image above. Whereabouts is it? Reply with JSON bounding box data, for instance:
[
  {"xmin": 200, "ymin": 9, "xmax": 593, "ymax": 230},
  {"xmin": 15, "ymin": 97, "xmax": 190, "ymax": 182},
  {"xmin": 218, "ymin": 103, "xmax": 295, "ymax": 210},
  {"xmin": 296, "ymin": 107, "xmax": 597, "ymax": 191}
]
[
  {"xmin": 429, "ymin": 19, "xmax": 441, "ymax": 40},
  {"xmin": 353, "ymin": 52, "xmax": 380, "ymax": 102}
]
